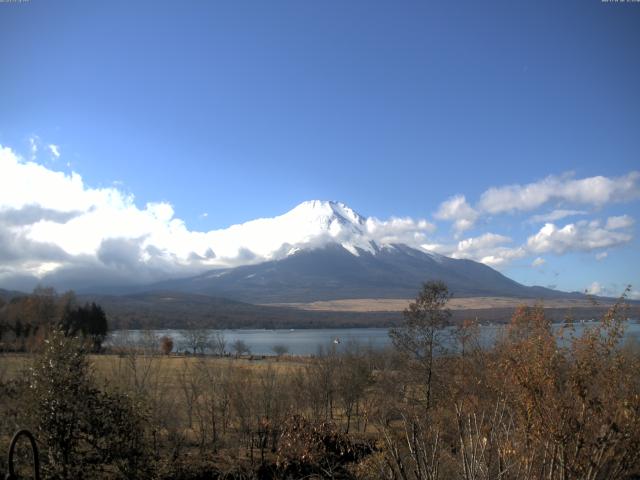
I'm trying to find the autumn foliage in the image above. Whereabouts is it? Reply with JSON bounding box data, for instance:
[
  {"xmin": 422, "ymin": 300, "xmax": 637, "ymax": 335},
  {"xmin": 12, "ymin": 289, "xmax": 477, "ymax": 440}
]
[{"xmin": 0, "ymin": 284, "xmax": 639, "ymax": 479}]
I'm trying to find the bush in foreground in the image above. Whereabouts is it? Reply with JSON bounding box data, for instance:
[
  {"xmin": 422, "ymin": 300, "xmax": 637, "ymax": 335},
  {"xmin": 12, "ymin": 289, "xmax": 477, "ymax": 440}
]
[{"xmin": 28, "ymin": 329, "xmax": 153, "ymax": 479}]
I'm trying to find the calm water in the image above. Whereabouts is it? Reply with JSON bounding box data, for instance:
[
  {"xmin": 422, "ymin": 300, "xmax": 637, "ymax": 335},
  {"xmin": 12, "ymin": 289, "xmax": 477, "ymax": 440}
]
[{"xmin": 108, "ymin": 320, "xmax": 640, "ymax": 356}]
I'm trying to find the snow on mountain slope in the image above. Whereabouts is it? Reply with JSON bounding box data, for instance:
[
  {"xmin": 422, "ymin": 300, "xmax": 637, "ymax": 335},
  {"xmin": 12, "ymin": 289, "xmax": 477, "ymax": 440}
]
[
  {"xmin": 85, "ymin": 201, "xmax": 576, "ymax": 301},
  {"xmin": 197, "ymin": 200, "xmax": 436, "ymax": 265},
  {"xmin": 148, "ymin": 242, "xmax": 574, "ymax": 303}
]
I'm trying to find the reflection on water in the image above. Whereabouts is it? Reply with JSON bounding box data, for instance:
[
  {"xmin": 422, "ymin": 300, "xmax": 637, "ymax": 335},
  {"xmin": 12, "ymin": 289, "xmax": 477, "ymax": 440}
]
[{"xmin": 108, "ymin": 320, "xmax": 640, "ymax": 356}]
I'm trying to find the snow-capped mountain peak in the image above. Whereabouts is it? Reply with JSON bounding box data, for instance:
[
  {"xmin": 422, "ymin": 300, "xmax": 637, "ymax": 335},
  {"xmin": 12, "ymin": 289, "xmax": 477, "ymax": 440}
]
[
  {"xmin": 273, "ymin": 200, "xmax": 373, "ymax": 255},
  {"xmin": 287, "ymin": 200, "xmax": 365, "ymax": 229},
  {"xmin": 196, "ymin": 200, "xmax": 435, "ymax": 267}
]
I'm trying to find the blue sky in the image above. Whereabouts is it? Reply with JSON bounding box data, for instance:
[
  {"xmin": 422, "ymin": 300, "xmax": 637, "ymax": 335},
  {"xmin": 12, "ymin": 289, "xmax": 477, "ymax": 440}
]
[{"xmin": 0, "ymin": 0, "xmax": 639, "ymax": 296}]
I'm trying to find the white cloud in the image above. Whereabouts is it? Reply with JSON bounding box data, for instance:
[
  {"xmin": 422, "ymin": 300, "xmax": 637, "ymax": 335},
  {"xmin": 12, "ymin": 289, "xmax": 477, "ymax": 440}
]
[
  {"xmin": 478, "ymin": 172, "xmax": 640, "ymax": 215},
  {"xmin": 426, "ymin": 232, "xmax": 526, "ymax": 267},
  {"xmin": 0, "ymin": 147, "xmax": 130, "ymax": 213},
  {"xmin": 48, "ymin": 144, "xmax": 61, "ymax": 158},
  {"xmin": 532, "ymin": 257, "xmax": 546, "ymax": 267},
  {"xmin": 0, "ymin": 146, "xmax": 439, "ymax": 288},
  {"xmin": 28, "ymin": 136, "xmax": 40, "ymax": 161},
  {"xmin": 526, "ymin": 220, "xmax": 633, "ymax": 255},
  {"xmin": 455, "ymin": 232, "xmax": 511, "ymax": 253},
  {"xmin": 528, "ymin": 209, "xmax": 587, "ymax": 223},
  {"xmin": 426, "ymin": 215, "xmax": 634, "ymax": 269},
  {"xmin": 605, "ymin": 215, "xmax": 634, "ymax": 230},
  {"xmin": 595, "ymin": 251, "xmax": 608, "ymax": 261},
  {"xmin": 435, "ymin": 172, "xmax": 638, "ymax": 233},
  {"xmin": 428, "ymin": 173, "xmax": 638, "ymax": 268},
  {"xmin": 476, "ymin": 250, "xmax": 526, "ymax": 267},
  {"xmin": 420, "ymin": 243, "xmax": 451, "ymax": 255},
  {"xmin": 434, "ymin": 195, "xmax": 479, "ymax": 233},
  {"xmin": 584, "ymin": 282, "xmax": 639, "ymax": 299},
  {"xmin": 365, "ymin": 215, "xmax": 436, "ymax": 245},
  {"xmin": 2, "ymin": 142, "xmax": 638, "ymax": 290},
  {"xmin": 586, "ymin": 281, "xmax": 602, "ymax": 295}
]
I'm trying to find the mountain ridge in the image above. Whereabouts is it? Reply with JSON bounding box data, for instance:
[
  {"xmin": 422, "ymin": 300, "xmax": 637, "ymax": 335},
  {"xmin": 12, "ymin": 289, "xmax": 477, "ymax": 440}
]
[
  {"xmin": 10, "ymin": 199, "xmax": 591, "ymax": 307},
  {"xmin": 145, "ymin": 242, "xmax": 578, "ymax": 303}
]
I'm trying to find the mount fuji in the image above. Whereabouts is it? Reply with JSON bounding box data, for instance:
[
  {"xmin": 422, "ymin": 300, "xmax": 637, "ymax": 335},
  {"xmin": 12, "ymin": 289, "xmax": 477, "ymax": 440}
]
[
  {"xmin": 143, "ymin": 200, "xmax": 571, "ymax": 303},
  {"xmin": 182, "ymin": 199, "xmax": 436, "ymax": 264}
]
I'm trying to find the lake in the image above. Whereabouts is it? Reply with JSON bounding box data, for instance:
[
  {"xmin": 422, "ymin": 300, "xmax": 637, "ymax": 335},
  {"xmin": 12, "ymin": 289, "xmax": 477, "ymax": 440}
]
[{"xmin": 108, "ymin": 320, "xmax": 640, "ymax": 356}]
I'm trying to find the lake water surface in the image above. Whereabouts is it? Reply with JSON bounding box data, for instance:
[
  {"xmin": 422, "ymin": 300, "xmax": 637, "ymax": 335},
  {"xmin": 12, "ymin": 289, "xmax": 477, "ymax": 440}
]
[{"xmin": 109, "ymin": 320, "xmax": 640, "ymax": 356}]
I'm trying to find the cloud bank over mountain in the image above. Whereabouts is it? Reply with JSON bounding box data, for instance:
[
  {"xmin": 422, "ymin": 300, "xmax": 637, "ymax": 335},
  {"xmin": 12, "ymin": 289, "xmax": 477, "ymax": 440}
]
[
  {"xmin": 0, "ymin": 146, "xmax": 437, "ymax": 289},
  {"xmin": 0, "ymin": 144, "xmax": 637, "ymax": 293}
]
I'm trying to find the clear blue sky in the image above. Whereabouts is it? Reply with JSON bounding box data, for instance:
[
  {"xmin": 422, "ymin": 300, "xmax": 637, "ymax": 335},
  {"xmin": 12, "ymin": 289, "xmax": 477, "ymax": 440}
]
[{"xmin": 0, "ymin": 0, "xmax": 639, "ymax": 295}]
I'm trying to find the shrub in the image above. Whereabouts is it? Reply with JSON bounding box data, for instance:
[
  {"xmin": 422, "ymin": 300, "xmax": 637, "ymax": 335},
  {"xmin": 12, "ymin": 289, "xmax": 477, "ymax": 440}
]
[
  {"xmin": 160, "ymin": 335, "xmax": 174, "ymax": 355},
  {"xmin": 276, "ymin": 415, "xmax": 372, "ymax": 479},
  {"xmin": 28, "ymin": 329, "xmax": 153, "ymax": 479}
]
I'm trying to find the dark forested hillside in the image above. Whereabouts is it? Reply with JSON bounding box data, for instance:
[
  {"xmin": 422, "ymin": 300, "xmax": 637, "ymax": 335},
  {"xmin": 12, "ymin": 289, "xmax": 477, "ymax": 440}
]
[{"xmin": 76, "ymin": 291, "xmax": 634, "ymax": 330}]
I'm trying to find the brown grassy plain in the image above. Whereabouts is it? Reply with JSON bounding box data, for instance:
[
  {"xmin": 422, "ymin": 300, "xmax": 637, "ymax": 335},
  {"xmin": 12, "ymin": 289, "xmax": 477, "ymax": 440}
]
[{"xmin": 267, "ymin": 296, "xmax": 617, "ymax": 312}]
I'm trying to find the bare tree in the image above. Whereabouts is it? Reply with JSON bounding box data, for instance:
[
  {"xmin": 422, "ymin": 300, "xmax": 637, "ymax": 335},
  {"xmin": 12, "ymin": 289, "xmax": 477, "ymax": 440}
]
[
  {"xmin": 232, "ymin": 339, "xmax": 250, "ymax": 357},
  {"xmin": 307, "ymin": 345, "xmax": 339, "ymax": 421},
  {"xmin": 183, "ymin": 329, "xmax": 210, "ymax": 355},
  {"xmin": 336, "ymin": 345, "xmax": 373, "ymax": 433},
  {"xmin": 139, "ymin": 330, "xmax": 160, "ymax": 354},
  {"xmin": 271, "ymin": 343, "xmax": 289, "ymax": 358},
  {"xmin": 389, "ymin": 280, "xmax": 451, "ymax": 410},
  {"xmin": 210, "ymin": 330, "xmax": 227, "ymax": 356}
]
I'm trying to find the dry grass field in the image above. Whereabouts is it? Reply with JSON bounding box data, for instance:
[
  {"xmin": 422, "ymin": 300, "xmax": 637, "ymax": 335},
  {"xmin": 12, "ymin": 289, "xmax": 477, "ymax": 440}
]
[
  {"xmin": 2, "ymin": 300, "xmax": 640, "ymax": 480},
  {"xmin": 266, "ymin": 296, "xmax": 614, "ymax": 312},
  {"xmin": 0, "ymin": 352, "xmax": 307, "ymax": 387}
]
